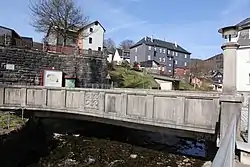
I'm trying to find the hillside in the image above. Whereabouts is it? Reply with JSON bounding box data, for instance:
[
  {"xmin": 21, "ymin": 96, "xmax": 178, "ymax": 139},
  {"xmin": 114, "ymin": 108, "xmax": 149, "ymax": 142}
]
[{"xmin": 109, "ymin": 67, "xmax": 159, "ymax": 89}]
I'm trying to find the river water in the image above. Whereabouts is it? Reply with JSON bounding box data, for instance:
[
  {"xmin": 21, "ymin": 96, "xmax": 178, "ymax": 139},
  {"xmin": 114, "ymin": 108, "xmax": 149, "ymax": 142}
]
[{"xmin": 1, "ymin": 118, "xmax": 216, "ymax": 167}]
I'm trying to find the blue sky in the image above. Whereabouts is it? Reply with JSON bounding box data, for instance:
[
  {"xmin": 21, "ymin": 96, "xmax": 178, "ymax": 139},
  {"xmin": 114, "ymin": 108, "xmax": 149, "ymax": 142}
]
[{"xmin": 0, "ymin": 0, "xmax": 250, "ymax": 59}]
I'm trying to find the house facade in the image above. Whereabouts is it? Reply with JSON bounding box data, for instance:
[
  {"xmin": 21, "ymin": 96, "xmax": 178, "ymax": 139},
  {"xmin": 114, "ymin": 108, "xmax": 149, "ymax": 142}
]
[
  {"xmin": 0, "ymin": 26, "xmax": 21, "ymax": 46},
  {"xmin": 78, "ymin": 21, "xmax": 105, "ymax": 51},
  {"xmin": 224, "ymin": 18, "xmax": 250, "ymax": 91},
  {"xmin": 47, "ymin": 21, "xmax": 105, "ymax": 51},
  {"xmin": 130, "ymin": 37, "xmax": 191, "ymax": 76},
  {"xmin": 106, "ymin": 48, "xmax": 131, "ymax": 64}
]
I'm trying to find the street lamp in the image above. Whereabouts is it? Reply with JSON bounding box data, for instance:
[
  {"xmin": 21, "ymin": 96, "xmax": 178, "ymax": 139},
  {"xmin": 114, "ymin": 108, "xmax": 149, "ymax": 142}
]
[{"xmin": 167, "ymin": 55, "xmax": 175, "ymax": 78}]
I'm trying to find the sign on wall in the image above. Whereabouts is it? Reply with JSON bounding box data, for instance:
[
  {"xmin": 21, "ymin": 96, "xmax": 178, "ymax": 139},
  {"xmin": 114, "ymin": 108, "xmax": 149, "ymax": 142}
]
[
  {"xmin": 43, "ymin": 69, "xmax": 63, "ymax": 87},
  {"xmin": 6, "ymin": 64, "xmax": 15, "ymax": 70}
]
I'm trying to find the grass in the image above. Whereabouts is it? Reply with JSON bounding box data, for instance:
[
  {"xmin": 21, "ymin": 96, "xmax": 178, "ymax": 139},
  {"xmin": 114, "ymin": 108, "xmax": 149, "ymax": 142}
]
[
  {"xmin": 0, "ymin": 112, "xmax": 26, "ymax": 129},
  {"xmin": 179, "ymin": 80, "xmax": 214, "ymax": 91},
  {"xmin": 109, "ymin": 66, "xmax": 159, "ymax": 89}
]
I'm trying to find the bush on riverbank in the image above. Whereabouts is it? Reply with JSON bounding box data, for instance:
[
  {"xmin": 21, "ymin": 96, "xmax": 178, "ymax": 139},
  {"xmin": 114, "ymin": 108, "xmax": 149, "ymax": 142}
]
[{"xmin": 0, "ymin": 112, "xmax": 26, "ymax": 130}]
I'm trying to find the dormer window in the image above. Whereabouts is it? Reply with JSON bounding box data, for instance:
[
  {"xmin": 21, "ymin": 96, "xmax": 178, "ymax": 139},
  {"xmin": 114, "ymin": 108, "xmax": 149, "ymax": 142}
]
[
  {"xmin": 90, "ymin": 28, "xmax": 93, "ymax": 32},
  {"xmin": 95, "ymin": 21, "xmax": 99, "ymax": 26}
]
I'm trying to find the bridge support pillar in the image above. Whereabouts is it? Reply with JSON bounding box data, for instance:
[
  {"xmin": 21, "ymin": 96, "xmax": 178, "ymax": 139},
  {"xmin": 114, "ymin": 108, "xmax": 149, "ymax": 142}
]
[{"xmin": 219, "ymin": 95, "xmax": 243, "ymax": 146}]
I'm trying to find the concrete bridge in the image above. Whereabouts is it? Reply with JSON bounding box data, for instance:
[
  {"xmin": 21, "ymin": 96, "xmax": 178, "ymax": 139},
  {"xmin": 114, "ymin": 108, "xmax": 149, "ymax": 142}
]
[{"xmin": 0, "ymin": 85, "xmax": 243, "ymax": 140}]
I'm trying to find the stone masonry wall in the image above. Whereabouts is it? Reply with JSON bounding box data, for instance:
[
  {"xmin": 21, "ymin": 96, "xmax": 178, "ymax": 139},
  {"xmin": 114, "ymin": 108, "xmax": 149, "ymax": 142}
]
[{"xmin": 0, "ymin": 47, "xmax": 108, "ymax": 87}]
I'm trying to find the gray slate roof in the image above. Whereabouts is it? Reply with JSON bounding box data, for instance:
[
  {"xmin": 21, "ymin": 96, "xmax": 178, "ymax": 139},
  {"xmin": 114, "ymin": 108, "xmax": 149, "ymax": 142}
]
[
  {"xmin": 130, "ymin": 37, "xmax": 191, "ymax": 54},
  {"xmin": 236, "ymin": 18, "xmax": 250, "ymax": 28}
]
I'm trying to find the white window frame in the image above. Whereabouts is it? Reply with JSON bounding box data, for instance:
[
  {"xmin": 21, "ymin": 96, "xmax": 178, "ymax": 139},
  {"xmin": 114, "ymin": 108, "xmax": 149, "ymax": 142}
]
[
  {"xmin": 168, "ymin": 50, "xmax": 170, "ymax": 55},
  {"xmin": 163, "ymin": 57, "xmax": 165, "ymax": 62},
  {"xmin": 168, "ymin": 70, "xmax": 172, "ymax": 73},
  {"xmin": 135, "ymin": 48, "xmax": 137, "ymax": 52},
  {"xmin": 160, "ymin": 48, "xmax": 162, "ymax": 53},
  {"xmin": 185, "ymin": 54, "xmax": 187, "ymax": 58},
  {"xmin": 169, "ymin": 64, "xmax": 172, "ymax": 67},
  {"xmin": 135, "ymin": 56, "xmax": 137, "ymax": 62},
  {"xmin": 159, "ymin": 57, "xmax": 162, "ymax": 62},
  {"xmin": 175, "ymin": 60, "xmax": 178, "ymax": 65},
  {"xmin": 148, "ymin": 46, "xmax": 151, "ymax": 50},
  {"xmin": 163, "ymin": 49, "xmax": 166, "ymax": 54},
  {"xmin": 169, "ymin": 57, "xmax": 171, "ymax": 60},
  {"xmin": 184, "ymin": 62, "xmax": 187, "ymax": 66},
  {"xmin": 148, "ymin": 55, "xmax": 151, "ymax": 60},
  {"xmin": 172, "ymin": 51, "xmax": 175, "ymax": 56},
  {"xmin": 176, "ymin": 52, "xmax": 178, "ymax": 56}
]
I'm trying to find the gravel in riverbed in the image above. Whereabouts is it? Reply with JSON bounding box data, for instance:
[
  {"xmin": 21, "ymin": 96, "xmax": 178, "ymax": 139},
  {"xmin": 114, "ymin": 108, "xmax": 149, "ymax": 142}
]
[{"xmin": 35, "ymin": 135, "xmax": 205, "ymax": 167}]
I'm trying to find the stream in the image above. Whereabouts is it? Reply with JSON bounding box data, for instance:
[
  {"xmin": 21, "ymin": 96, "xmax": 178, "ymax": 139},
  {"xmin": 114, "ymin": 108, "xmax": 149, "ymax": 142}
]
[{"xmin": 0, "ymin": 118, "xmax": 216, "ymax": 167}]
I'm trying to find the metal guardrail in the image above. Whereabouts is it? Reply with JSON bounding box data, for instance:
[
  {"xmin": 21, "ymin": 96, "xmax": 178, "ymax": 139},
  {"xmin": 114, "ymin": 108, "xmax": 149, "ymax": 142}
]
[{"xmin": 212, "ymin": 112, "xmax": 239, "ymax": 167}]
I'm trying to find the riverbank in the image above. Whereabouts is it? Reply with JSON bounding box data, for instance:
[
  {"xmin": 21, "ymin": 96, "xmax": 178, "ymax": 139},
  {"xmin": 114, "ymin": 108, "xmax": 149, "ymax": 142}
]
[{"xmin": 0, "ymin": 111, "xmax": 26, "ymax": 135}]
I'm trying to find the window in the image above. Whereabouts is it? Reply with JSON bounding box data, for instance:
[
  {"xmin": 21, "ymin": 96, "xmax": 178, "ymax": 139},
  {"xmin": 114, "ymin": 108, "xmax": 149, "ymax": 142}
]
[
  {"xmin": 90, "ymin": 28, "xmax": 93, "ymax": 32},
  {"xmin": 163, "ymin": 49, "xmax": 166, "ymax": 54},
  {"xmin": 175, "ymin": 60, "xmax": 178, "ymax": 64},
  {"xmin": 98, "ymin": 47, "xmax": 101, "ymax": 51},
  {"xmin": 172, "ymin": 51, "xmax": 175, "ymax": 56},
  {"xmin": 135, "ymin": 56, "xmax": 138, "ymax": 62},
  {"xmin": 163, "ymin": 57, "xmax": 165, "ymax": 62},
  {"xmin": 169, "ymin": 57, "xmax": 171, "ymax": 60},
  {"xmin": 159, "ymin": 57, "xmax": 162, "ymax": 62},
  {"xmin": 169, "ymin": 64, "xmax": 172, "ymax": 67},
  {"xmin": 160, "ymin": 48, "xmax": 162, "ymax": 53},
  {"xmin": 168, "ymin": 70, "xmax": 172, "ymax": 73},
  {"xmin": 218, "ymin": 80, "xmax": 221, "ymax": 83},
  {"xmin": 95, "ymin": 21, "xmax": 99, "ymax": 25},
  {"xmin": 185, "ymin": 54, "xmax": 187, "ymax": 58},
  {"xmin": 168, "ymin": 50, "xmax": 170, "ymax": 55},
  {"xmin": 153, "ymin": 50, "xmax": 157, "ymax": 57},
  {"xmin": 184, "ymin": 62, "xmax": 187, "ymax": 66},
  {"xmin": 175, "ymin": 52, "xmax": 178, "ymax": 56},
  {"xmin": 135, "ymin": 48, "xmax": 137, "ymax": 52},
  {"xmin": 148, "ymin": 46, "xmax": 151, "ymax": 50},
  {"xmin": 89, "ymin": 37, "xmax": 92, "ymax": 44},
  {"xmin": 148, "ymin": 55, "xmax": 151, "ymax": 60}
]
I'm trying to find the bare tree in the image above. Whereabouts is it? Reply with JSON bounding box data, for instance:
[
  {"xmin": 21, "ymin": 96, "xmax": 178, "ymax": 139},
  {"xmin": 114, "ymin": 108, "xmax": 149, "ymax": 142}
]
[
  {"xmin": 189, "ymin": 59, "xmax": 209, "ymax": 77},
  {"xmin": 29, "ymin": 0, "xmax": 88, "ymax": 46},
  {"xmin": 104, "ymin": 38, "xmax": 116, "ymax": 53},
  {"xmin": 119, "ymin": 39, "xmax": 134, "ymax": 50}
]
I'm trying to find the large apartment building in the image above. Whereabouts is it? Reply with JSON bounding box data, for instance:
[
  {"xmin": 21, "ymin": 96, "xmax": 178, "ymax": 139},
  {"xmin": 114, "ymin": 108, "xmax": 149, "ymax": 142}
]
[{"xmin": 130, "ymin": 37, "xmax": 191, "ymax": 76}]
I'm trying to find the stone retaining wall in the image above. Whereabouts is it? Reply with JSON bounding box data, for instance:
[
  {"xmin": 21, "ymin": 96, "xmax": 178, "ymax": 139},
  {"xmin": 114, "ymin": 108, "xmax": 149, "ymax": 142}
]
[{"xmin": 0, "ymin": 47, "xmax": 108, "ymax": 87}]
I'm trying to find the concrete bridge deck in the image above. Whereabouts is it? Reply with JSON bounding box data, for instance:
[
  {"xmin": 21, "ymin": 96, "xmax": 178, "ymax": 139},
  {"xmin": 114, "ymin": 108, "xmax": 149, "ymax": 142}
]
[{"xmin": 0, "ymin": 85, "xmax": 243, "ymax": 137}]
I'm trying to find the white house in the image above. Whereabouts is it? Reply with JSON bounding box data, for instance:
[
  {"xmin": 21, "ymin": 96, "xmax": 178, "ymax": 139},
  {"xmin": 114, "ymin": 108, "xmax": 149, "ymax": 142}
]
[
  {"xmin": 112, "ymin": 49, "xmax": 123, "ymax": 65},
  {"xmin": 78, "ymin": 21, "xmax": 105, "ymax": 51},
  {"xmin": 225, "ymin": 18, "xmax": 250, "ymax": 92},
  {"xmin": 106, "ymin": 48, "xmax": 130, "ymax": 65},
  {"xmin": 46, "ymin": 20, "xmax": 105, "ymax": 51}
]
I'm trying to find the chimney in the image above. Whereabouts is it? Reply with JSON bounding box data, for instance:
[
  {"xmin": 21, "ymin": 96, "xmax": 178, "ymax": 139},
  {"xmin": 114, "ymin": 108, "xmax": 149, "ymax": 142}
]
[
  {"xmin": 174, "ymin": 41, "xmax": 177, "ymax": 47},
  {"xmin": 151, "ymin": 35, "xmax": 154, "ymax": 42}
]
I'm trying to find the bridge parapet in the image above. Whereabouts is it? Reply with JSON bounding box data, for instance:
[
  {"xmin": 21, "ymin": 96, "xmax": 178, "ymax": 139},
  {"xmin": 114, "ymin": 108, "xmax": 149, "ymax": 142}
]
[{"xmin": 0, "ymin": 85, "xmax": 243, "ymax": 134}]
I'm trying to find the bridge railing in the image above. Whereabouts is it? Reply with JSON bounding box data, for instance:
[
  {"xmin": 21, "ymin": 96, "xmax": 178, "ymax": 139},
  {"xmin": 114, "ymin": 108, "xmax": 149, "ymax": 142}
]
[{"xmin": 212, "ymin": 112, "xmax": 240, "ymax": 167}]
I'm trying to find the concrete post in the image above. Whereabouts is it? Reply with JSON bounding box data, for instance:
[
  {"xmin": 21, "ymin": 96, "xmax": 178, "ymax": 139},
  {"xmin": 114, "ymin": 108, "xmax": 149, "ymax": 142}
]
[
  {"xmin": 221, "ymin": 42, "xmax": 239, "ymax": 93},
  {"xmin": 219, "ymin": 95, "xmax": 243, "ymax": 146}
]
